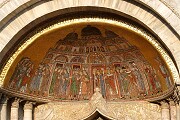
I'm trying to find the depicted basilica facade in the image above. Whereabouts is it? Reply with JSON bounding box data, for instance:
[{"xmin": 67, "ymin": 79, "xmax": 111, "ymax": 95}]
[{"xmin": 0, "ymin": 0, "xmax": 180, "ymax": 120}]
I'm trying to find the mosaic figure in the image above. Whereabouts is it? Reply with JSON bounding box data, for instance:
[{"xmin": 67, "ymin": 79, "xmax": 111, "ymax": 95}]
[
  {"xmin": 70, "ymin": 67, "xmax": 81, "ymax": 99},
  {"xmin": 30, "ymin": 63, "xmax": 44, "ymax": 92},
  {"xmin": 127, "ymin": 69, "xmax": 139, "ymax": 98},
  {"xmin": 129, "ymin": 62, "xmax": 146, "ymax": 95},
  {"xmin": 118, "ymin": 65, "xmax": 139, "ymax": 98},
  {"xmin": 119, "ymin": 66, "xmax": 131, "ymax": 97},
  {"xmin": 61, "ymin": 68, "xmax": 70, "ymax": 98},
  {"xmin": 104, "ymin": 67, "xmax": 118, "ymax": 99},
  {"xmin": 144, "ymin": 65, "xmax": 161, "ymax": 94},
  {"xmin": 114, "ymin": 66, "xmax": 124, "ymax": 98},
  {"xmin": 155, "ymin": 57, "xmax": 172, "ymax": 88},
  {"xmin": 9, "ymin": 57, "xmax": 33, "ymax": 92},
  {"xmin": 79, "ymin": 69, "xmax": 90, "ymax": 99},
  {"xmin": 40, "ymin": 64, "xmax": 51, "ymax": 95},
  {"xmin": 49, "ymin": 64, "xmax": 63, "ymax": 95},
  {"xmin": 93, "ymin": 68, "xmax": 106, "ymax": 98}
]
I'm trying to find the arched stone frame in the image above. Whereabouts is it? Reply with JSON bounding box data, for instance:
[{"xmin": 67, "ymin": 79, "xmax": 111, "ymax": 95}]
[
  {"xmin": 0, "ymin": 1, "xmax": 179, "ymax": 70},
  {"xmin": 0, "ymin": 0, "xmax": 180, "ymax": 119},
  {"xmin": 0, "ymin": 1, "xmax": 179, "ymax": 93},
  {"xmin": 82, "ymin": 109, "xmax": 115, "ymax": 120},
  {"xmin": 0, "ymin": 0, "xmax": 179, "ymax": 33}
]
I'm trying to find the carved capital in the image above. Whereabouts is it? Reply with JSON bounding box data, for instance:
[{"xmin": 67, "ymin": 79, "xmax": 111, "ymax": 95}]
[
  {"xmin": 24, "ymin": 101, "xmax": 33, "ymax": 110},
  {"xmin": 169, "ymin": 100, "xmax": 176, "ymax": 106},
  {"xmin": 0, "ymin": 94, "xmax": 9, "ymax": 104},
  {"xmin": 160, "ymin": 101, "xmax": 169, "ymax": 109},
  {"xmin": 11, "ymin": 98, "xmax": 21, "ymax": 108}
]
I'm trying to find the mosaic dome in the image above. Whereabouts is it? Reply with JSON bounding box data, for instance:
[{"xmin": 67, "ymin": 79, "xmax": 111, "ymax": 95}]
[
  {"xmin": 81, "ymin": 25, "xmax": 102, "ymax": 36},
  {"xmin": 5, "ymin": 25, "xmax": 173, "ymax": 101}
]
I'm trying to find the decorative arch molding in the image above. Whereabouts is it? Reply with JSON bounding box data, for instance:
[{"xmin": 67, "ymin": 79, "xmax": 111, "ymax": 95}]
[
  {"xmin": 0, "ymin": 0, "xmax": 180, "ymax": 33},
  {"xmin": 0, "ymin": 0, "xmax": 180, "ymax": 73}
]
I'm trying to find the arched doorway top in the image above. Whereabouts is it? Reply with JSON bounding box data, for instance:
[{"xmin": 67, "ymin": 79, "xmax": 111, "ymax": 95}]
[{"xmin": 83, "ymin": 109, "xmax": 114, "ymax": 120}]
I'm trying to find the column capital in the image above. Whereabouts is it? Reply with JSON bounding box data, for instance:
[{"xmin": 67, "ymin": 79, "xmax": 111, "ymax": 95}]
[
  {"xmin": 24, "ymin": 101, "xmax": 33, "ymax": 110},
  {"xmin": 161, "ymin": 101, "xmax": 169, "ymax": 109},
  {"xmin": 0, "ymin": 95, "xmax": 9, "ymax": 104},
  {"xmin": 11, "ymin": 98, "xmax": 21, "ymax": 108},
  {"xmin": 169, "ymin": 100, "xmax": 176, "ymax": 106}
]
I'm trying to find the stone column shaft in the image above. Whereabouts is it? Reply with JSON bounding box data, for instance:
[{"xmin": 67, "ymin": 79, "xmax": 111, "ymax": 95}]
[
  {"xmin": 170, "ymin": 101, "xmax": 176, "ymax": 120},
  {"xmin": 177, "ymin": 104, "xmax": 180, "ymax": 120},
  {"xmin": 0, "ymin": 96, "xmax": 8, "ymax": 120},
  {"xmin": 161, "ymin": 101, "xmax": 170, "ymax": 120},
  {"xmin": 1, "ymin": 104, "xmax": 7, "ymax": 120},
  {"xmin": 23, "ymin": 102, "xmax": 33, "ymax": 120},
  {"xmin": 11, "ymin": 99, "xmax": 20, "ymax": 120}
]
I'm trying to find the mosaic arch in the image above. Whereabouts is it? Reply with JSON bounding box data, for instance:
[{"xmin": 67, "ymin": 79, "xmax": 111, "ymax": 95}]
[{"xmin": 3, "ymin": 22, "xmax": 174, "ymax": 101}]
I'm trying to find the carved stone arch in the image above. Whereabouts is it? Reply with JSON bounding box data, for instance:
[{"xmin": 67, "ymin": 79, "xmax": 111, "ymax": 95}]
[{"xmin": 83, "ymin": 109, "xmax": 114, "ymax": 120}]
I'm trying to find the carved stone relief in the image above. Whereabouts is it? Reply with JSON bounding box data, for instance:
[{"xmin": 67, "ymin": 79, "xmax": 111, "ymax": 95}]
[{"xmin": 34, "ymin": 89, "xmax": 161, "ymax": 120}]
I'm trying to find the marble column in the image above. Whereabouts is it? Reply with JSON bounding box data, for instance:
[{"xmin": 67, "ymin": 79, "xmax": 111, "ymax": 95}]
[
  {"xmin": 0, "ymin": 96, "xmax": 8, "ymax": 120},
  {"xmin": 23, "ymin": 102, "xmax": 33, "ymax": 120},
  {"xmin": 177, "ymin": 104, "xmax": 180, "ymax": 120},
  {"xmin": 170, "ymin": 101, "xmax": 177, "ymax": 120},
  {"xmin": 161, "ymin": 101, "xmax": 170, "ymax": 120},
  {"xmin": 11, "ymin": 98, "xmax": 20, "ymax": 120}
]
